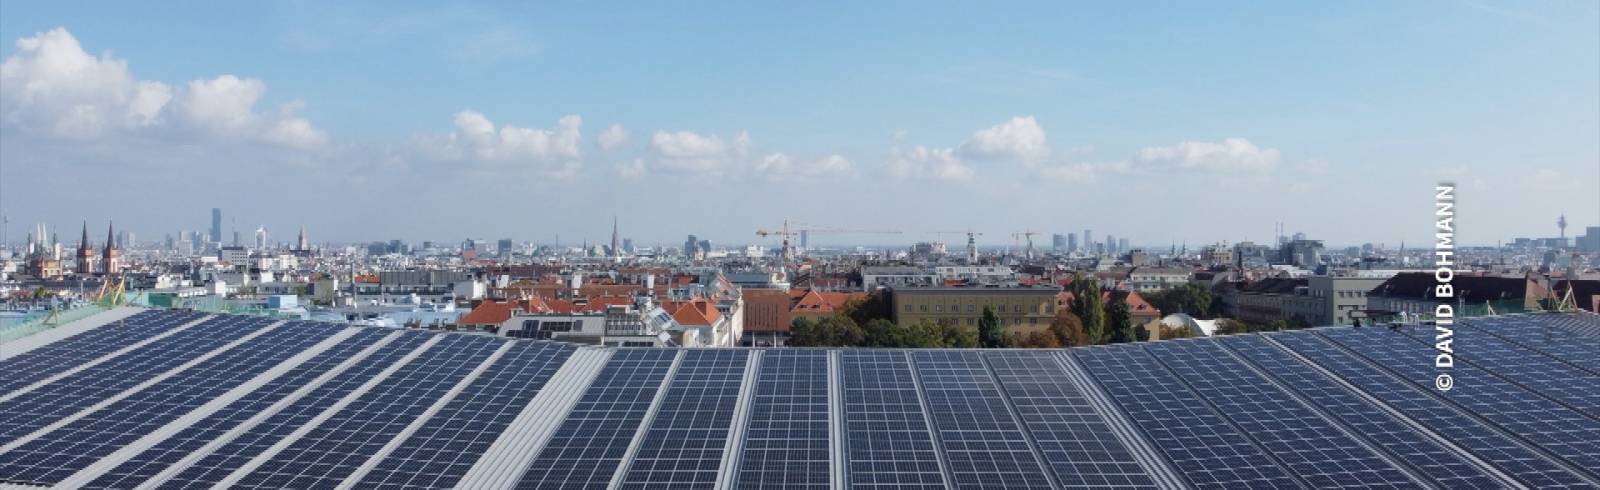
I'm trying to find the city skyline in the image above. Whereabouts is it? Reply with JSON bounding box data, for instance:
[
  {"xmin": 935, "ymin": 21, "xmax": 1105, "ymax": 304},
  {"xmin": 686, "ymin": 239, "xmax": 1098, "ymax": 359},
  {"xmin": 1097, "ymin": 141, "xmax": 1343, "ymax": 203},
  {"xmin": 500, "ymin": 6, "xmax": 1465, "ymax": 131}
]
[{"xmin": 2, "ymin": 2, "xmax": 1597, "ymax": 246}]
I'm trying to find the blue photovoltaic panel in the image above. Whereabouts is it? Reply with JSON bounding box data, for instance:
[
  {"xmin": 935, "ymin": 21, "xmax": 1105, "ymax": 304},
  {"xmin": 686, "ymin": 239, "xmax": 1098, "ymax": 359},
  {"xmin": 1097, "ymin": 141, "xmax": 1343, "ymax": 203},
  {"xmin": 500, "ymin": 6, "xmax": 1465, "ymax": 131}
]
[
  {"xmin": 1271, "ymin": 331, "xmax": 1595, "ymax": 488},
  {"xmin": 985, "ymin": 351, "xmax": 1156, "ymax": 489},
  {"xmin": 1071, "ymin": 345, "xmax": 1299, "ymax": 489},
  {"xmin": 1145, "ymin": 339, "xmax": 1417, "ymax": 488},
  {"xmin": 1459, "ymin": 316, "xmax": 1600, "ymax": 380},
  {"xmin": 0, "ymin": 321, "xmax": 343, "ymax": 485},
  {"xmin": 85, "ymin": 328, "xmax": 389, "ymax": 489},
  {"xmin": 231, "ymin": 334, "xmax": 505, "ymax": 489},
  {"xmin": 154, "ymin": 332, "xmax": 432, "ymax": 489},
  {"xmin": 0, "ymin": 315, "xmax": 274, "ymax": 446},
  {"xmin": 619, "ymin": 349, "xmax": 748, "ymax": 488},
  {"xmin": 1218, "ymin": 334, "xmax": 1504, "ymax": 488},
  {"xmin": 1539, "ymin": 312, "xmax": 1600, "ymax": 338},
  {"xmin": 1317, "ymin": 328, "xmax": 1600, "ymax": 474},
  {"xmin": 911, "ymin": 350, "xmax": 1052, "ymax": 489},
  {"xmin": 735, "ymin": 350, "xmax": 831, "ymax": 490},
  {"xmin": 1395, "ymin": 322, "xmax": 1600, "ymax": 419},
  {"xmin": 517, "ymin": 348, "xmax": 678, "ymax": 490},
  {"xmin": 840, "ymin": 350, "xmax": 946, "ymax": 490},
  {"xmin": 356, "ymin": 341, "xmax": 575, "ymax": 489},
  {"xmin": 0, "ymin": 310, "xmax": 203, "ymax": 394}
]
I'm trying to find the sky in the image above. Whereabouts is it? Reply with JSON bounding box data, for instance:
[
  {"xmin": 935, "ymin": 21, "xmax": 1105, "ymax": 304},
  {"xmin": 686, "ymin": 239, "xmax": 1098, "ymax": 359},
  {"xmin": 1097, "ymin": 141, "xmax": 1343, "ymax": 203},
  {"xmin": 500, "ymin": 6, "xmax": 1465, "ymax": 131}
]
[{"xmin": 1, "ymin": 1, "xmax": 1597, "ymax": 248}]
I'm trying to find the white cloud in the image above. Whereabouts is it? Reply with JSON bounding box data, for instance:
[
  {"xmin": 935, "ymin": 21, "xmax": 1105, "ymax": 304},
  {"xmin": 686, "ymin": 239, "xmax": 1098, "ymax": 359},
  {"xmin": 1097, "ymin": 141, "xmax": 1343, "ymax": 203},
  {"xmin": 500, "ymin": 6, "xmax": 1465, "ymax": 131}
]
[
  {"xmin": 648, "ymin": 129, "xmax": 746, "ymax": 174},
  {"xmin": 598, "ymin": 123, "xmax": 628, "ymax": 151},
  {"xmin": 960, "ymin": 116, "xmax": 1048, "ymax": 163},
  {"xmin": 0, "ymin": 27, "xmax": 324, "ymax": 150},
  {"xmin": 757, "ymin": 152, "xmax": 853, "ymax": 180},
  {"xmin": 1135, "ymin": 138, "xmax": 1280, "ymax": 172},
  {"xmin": 412, "ymin": 111, "xmax": 582, "ymax": 174},
  {"xmin": 889, "ymin": 145, "xmax": 973, "ymax": 181},
  {"xmin": 617, "ymin": 158, "xmax": 646, "ymax": 179}
]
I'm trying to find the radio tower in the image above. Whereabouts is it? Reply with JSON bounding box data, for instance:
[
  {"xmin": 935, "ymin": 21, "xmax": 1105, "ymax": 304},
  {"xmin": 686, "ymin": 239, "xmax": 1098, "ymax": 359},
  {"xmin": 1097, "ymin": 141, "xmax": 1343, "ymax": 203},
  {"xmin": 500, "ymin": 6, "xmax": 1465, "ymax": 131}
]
[{"xmin": 1558, "ymin": 214, "xmax": 1567, "ymax": 241}]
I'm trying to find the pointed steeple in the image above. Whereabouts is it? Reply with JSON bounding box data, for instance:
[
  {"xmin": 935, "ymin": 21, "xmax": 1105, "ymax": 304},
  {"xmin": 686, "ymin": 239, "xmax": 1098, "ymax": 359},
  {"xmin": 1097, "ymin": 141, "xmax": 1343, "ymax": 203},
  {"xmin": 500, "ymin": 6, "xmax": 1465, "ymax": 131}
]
[{"xmin": 79, "ymin": 222, "xmax": 91, "ymax": 252}]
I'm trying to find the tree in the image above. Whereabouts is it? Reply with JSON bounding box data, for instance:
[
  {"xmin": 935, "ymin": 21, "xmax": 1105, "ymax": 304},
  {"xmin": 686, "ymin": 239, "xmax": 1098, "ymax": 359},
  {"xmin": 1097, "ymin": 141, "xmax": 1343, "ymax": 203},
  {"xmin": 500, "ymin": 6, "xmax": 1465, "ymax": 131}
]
[
  {"xmin": 815, "ymin": 315, "xmax": 865, "ymax": 346},
  {"xmin": 943, "ymin": 323, "xmax": 980, "ymax": 348},
  {"xmin": 1158, "ymin": 324, "xmax": 1193, "ymax": 340},
  {"xmin": 1107, "ymin": 297, "xmax": 1134, "ymax": 343},
  {"xmin": 789, "ymin": 317, "xmax": 819, "ymax": 346},
  {"xmin": 1009, "ymin": 330, "xmax": 1063, "ymax": 348},
  {"xmin": 842, "ymin": 290, "xmax": 894, "ymax": 327},
  {"xmin": 1049, "ymin": 311, "xmax": 1090, "ymax": 347},
  {"xmin": 1143, "ymin": 283, "xmax": 1215, "ymax": 318},
  {"xmin": 862, "ymin": 318, "xmax": 897, "ymax": 347},
  {"xmin": 903, "ymin": 320, "xmax": 951, "ymax": 348},
  {"xmin": 978, "ymin": 305, "xmax": 1005, "ymax": 348},
  {"xmin": 1071, "ymin": 275, "xmax": 1106, "ymax": 344}
]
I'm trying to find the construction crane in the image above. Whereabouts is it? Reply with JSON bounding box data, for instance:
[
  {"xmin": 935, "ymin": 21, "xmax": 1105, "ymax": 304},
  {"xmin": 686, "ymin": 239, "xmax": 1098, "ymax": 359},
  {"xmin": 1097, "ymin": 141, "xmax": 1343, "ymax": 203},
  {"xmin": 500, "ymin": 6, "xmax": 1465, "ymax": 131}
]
[
  {"xmin": 929, "ymin": 230, "xmax": 984, "ymax": 263},
  {"xmin": 757, "ymin": 221, "xmax": 903, "ymax": 261}
]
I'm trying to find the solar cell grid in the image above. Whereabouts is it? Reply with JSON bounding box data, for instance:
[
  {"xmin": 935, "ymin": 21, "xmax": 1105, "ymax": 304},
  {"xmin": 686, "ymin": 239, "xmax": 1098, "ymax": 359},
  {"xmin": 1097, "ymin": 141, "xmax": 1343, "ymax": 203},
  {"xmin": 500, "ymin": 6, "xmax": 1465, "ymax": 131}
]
[
  {"xmin": 1395, "ymin": 322, "xmax": 1600, "ymax": 419},
  {"xmin": 0, "ymin": 310, "xmax": 200, "ymax": 394},
  {"xmin": 911, "ymin": 350, "xmax": 1052, "ymax": 489},
  {"xmin": 839, "ymin": 350, "xmax": 946, "ymax": 490},
  {"xmin": 1070, "ymin": 345, "xmax": 1299, "ymax": 489},
  {"xmin": 0, "ymin": 315, "xmax": 274, "ymax": 447},
  {"xmin": 0, "ymin": 321, "xmax": 344, "ymax": 485},
  {"xmin": 1145, "ymin": 339, "xmax": 1418, "ymax": 489},
  {"xmin": 356, "ymin": 341, "xmax": 575, "ymax": 489},
  {"xmin": 984, "ymin": 351, "xmax": 1157, "ymax": 489},
  {"xmin": 153, "ymin": 332, "xmax": 432, "ymax": 489},
  {"xmin": 231, "ymin": 334, "xmax": 506, "ymax": 489},
  {"xmin": 1462, "ymin": 316, "xmax": 1600, "ymax": 376},
  {"xmin": 1271, "ymin": 331, "xmax": 1596, "ymax": 488},
  {"xmin": 1318, "ymin": 328, "xmax": 1600, "ymax": 474},
  {"xmin": 84, "ymin": 328, "xmax": 389, "ymax": 489},
  {"xmin": 1218, "ymin": 334, "xmax": 1505, "ymax": 488},
  {"xmin": 735, "ymin": 349, "xmax": 831, "ymax": 490},
  {"xmin": 516, "ymin": 348, "xmax": 678, "ymax": 490},
  {"xmin": 619, "ymin": 349, "xmax": 748, "ymax": 489}
]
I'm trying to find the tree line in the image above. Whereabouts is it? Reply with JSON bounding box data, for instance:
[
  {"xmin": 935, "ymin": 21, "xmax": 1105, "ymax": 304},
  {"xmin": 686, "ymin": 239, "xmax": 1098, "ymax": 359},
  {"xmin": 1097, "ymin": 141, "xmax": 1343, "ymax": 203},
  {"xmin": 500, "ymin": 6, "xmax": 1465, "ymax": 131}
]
[{"xmin": 788, "ymin": 274, "xmax": 1154, "ymax": 349}]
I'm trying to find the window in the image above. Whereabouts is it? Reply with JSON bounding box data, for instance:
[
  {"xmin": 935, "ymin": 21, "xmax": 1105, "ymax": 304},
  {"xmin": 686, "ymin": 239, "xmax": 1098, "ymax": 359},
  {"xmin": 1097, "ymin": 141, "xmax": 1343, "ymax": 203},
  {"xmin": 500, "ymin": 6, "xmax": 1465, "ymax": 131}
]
[
  {"xmin": 966, "ymin": 304, "xmax": 976, "ymax": 313},
  {"xmin": 920, "ymin": 304, "xmax": 928, "ymax": 312},
  {"xmin": 904, "ymin": 305, "xmax": 912, "ymax": 312},
  {"xmin": 1014, "ymin": 305, "xmax": 1023, "ymax": 313},
  {"xmin": 935, "ymin": 305, "xmax": 944, "ymax": 313},
  {"xmin": 1028, "ymin": 317, "xmax": 1037, "ymax": 325}
]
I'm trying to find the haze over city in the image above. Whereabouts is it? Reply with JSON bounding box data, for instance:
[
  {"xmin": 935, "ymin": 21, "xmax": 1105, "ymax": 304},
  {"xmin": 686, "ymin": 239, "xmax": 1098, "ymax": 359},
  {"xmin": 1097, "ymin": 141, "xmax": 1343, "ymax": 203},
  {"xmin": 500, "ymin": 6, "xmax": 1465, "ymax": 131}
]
[{"xmin": 2, "ymin": 1, "xmax": 1596, "ymax": 247}]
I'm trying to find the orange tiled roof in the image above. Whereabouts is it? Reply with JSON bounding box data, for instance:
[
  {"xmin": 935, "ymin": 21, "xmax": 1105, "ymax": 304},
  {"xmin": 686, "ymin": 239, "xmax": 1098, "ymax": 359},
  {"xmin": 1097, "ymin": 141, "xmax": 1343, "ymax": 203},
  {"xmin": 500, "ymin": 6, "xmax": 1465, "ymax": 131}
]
[
  {"xmin": 459, "ymin": 300, "xmax": 515, "ymax": 325},
  {"xmin": 672, "ymin": 300, "xmax": 722, "ymax": 326}
]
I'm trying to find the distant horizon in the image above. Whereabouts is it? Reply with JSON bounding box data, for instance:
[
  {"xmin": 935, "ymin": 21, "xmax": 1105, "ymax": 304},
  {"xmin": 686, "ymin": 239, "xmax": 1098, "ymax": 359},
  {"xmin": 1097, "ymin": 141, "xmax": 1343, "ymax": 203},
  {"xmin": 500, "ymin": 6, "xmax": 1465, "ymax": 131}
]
[{"xmin": 2, "ymin": 2, "xmax": 1596, "ymax": 247}]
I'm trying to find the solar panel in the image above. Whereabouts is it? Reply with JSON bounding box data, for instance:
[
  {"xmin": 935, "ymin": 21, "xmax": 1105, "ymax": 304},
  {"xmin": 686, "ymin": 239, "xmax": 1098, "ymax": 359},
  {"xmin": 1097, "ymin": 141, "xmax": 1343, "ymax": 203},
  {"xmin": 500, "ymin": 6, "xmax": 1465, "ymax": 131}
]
[
  {"xmin": 1460, "ymin": 315, "xmax": 1600, "ymax": 377},
  {"xmin": 231, "ymin": 334, "xmax": 506, "ymax": 488},
  {"xmin": 516, "ymin": 348, "xmax": 678, "ymax": 490},
  {"xmin": 0, "ymin": 315, "xmax": 275, "ymax": 447},
  {"xmin": 1145, "ymin": 339, "xmax": 1420, "ymax": 488},
  {"xmin": 1070, "ymin": 345, "xmax": 1300, "ymax": 489},
  {"xmin": 984, "ymin": 351, "xmax": 1157, "ymax": 489},
  {"xmin": 1270, "ymin": 330, "xmax": 1596, "ymax": 488},
  {"xmin": 1217, "ymin": 334, "xmax": 1506, "ymax": 488},
  {"xmin": 1317, "ymin": 327, "xmax": 1600, "ymax": 474},
  {"xmin": 355, "ymin": 341, "xmax": 576, "ymax": 489},
  {"xmin": 0, "ymin": 310, "xmax": 201, "ymax": 394},
  {"xmin": 839, "ymin": 350, "xmax": 946, "ymax": 490},
  {"xmin": 735, "ymin": 349, "xmax": 831, "ymax": 490},
  {"xmin": 910, "ymin": 350, "xmax": 1053, "ymax": 489},
  {"xmin": 1539, "ymin": 312, "xmax": 1600, "ymax": 338},
  {"xmin": 1393, "ymin": 321, "xmax": 1600, "ymax": 419},
  {"xmin": 0, "ymin": 321, "xmax": 344, "ymax": 485},
  {"xmin": 618, "ymin": 349, "xmax": 749, "ymax": 488},
  {"xmin": 85, "ymin": 328, "xmax": 390, "ymax": 489},
  {"xmin": 153, "ymin": 331, "xmax": 433, "ymax": 489}
]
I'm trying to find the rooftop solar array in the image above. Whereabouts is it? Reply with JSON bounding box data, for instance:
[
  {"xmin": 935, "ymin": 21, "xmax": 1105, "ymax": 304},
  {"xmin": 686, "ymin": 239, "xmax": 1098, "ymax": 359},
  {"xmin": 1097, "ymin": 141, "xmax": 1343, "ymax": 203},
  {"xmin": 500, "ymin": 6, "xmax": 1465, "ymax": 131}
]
[{"xmin": 3, "ymin": 307, "xmax": 1600, "ymax": 489}]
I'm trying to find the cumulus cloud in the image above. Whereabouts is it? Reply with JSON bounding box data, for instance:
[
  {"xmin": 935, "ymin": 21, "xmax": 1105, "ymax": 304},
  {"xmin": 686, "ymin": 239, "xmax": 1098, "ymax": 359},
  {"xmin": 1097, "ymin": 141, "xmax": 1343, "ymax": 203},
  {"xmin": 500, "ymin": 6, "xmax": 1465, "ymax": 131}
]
[
  {"xmin": 960, "ymin": 116, "xmax": 1048, "ymax": 163},
  {"xmin": 0, "ymin": 27, "xmax": 326, "ymax": 150},
  {"xmin": 597, "ymin": 123, "xmax": 628, "ymax": 151},
  {"xmin": 648, "ymin": 129, "xmax": 750, "ymax": 174},
  {"xmin": 1135, "ymin": 138, "xmax": 1280, "ymax": 172},
  {"xmin": 617, "ymin": 158, "xmax": 646, "ymax": 179},
  {"xmin": 411, "ymin": 111, "xmax": 582, "ymax": 175},
  {"xmin": 757, "ymin": 152, "xmax": 853, "ymax": 180},
  {"xmin": 889, "ymin": 145, "xmax": 974, "ymax": 181}
]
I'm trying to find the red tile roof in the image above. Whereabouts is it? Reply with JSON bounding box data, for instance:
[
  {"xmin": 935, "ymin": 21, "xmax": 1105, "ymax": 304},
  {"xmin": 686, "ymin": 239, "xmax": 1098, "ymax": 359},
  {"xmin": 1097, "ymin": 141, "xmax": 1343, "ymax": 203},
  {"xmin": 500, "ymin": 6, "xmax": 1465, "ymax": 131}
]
[{"xmin": 672, "ymin": 300, "xmax": 722, "ymax": 326}]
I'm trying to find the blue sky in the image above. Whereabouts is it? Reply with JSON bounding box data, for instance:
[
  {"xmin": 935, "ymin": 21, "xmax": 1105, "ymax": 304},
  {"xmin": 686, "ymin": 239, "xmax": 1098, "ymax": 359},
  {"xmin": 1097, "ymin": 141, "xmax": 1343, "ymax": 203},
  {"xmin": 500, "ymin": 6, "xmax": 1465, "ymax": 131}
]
[{"xmin": 1, "ymin": 1, "xmax": 1596, "ymax": 247}]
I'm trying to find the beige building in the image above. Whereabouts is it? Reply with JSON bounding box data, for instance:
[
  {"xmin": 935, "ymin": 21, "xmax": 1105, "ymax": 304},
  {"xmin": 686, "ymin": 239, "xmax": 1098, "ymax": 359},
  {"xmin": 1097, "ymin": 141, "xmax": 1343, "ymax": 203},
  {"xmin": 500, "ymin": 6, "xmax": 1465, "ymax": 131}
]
[{"xmin": 890, "ymin": 286, "xmax": 1059, "ymax": 328}]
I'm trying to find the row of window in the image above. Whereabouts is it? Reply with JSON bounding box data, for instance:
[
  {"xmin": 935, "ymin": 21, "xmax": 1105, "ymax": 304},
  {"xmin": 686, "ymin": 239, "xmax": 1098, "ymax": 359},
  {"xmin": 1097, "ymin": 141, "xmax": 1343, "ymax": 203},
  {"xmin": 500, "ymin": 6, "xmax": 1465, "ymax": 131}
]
[{"xmin": 904, "ymin": 303, "xmax": 1052, "ymax": 314}]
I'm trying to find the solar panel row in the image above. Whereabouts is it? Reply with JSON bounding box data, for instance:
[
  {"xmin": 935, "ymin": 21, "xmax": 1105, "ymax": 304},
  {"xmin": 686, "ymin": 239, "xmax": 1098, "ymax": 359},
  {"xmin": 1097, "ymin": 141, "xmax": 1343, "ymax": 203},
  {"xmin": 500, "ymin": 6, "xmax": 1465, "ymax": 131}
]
[{"xmin": 6, "ymin": 308, "xmax": 1600, "ymax": 489}]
